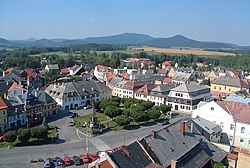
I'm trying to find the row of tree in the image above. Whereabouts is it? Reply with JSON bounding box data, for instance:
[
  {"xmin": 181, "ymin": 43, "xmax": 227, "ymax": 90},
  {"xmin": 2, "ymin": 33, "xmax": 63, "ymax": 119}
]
[
  {"xmin": 3, "ymin": 126, "xmax": 49, "ymax": 145},
  {"xmin": 95, "ymin": 98, "xmax": 171, "ymax": 128}
]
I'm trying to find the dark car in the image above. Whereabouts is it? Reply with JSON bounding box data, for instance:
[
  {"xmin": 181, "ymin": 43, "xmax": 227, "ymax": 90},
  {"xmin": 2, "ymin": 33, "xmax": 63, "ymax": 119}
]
[
  {"xmin": 70, "ymin": 113, "xmax": 78, "ymax": 118},
  {"xmin": 162, "ymin": 120, "xmax": 170, "ymax": 125},
  {"xmin": 52, "ymin": 157, "xmax": 65, "ymax": 167},
  {"xmin": 73, "ymin": 155, "xmax": 83, "ymax": 165},
  {"xmin": 69, "ymin": 121, "xmax": 75, "ymax": 126}
]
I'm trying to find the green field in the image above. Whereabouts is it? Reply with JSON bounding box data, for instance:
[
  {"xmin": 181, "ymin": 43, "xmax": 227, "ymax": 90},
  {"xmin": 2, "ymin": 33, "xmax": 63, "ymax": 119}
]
[{"xmin": 31, "ymin": 51, "xmax": 82, "ymax": 58}]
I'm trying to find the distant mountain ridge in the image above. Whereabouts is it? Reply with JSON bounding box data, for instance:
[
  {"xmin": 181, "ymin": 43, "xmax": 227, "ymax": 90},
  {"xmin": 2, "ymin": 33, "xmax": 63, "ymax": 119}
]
[{"xmin": 0, "ymin": 33, "xmax": 245, "ymax": 48}]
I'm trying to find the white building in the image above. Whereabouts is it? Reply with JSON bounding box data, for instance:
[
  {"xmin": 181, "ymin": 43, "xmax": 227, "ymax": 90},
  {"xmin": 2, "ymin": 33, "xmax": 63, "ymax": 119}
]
[
  {"xmin": 45, "ymin": 80, "xmax": 111, "ymax": 110},
  {"xmin": 94, "ymin": 65, "xmax": 113, "ymax": 82},
  {"xmin": 166, "ymin": 82, "xmax": 212, "ymax": 113},
  {"xmin": 192, "ymin": 100, "xmax": 250, "ymax": 150}
]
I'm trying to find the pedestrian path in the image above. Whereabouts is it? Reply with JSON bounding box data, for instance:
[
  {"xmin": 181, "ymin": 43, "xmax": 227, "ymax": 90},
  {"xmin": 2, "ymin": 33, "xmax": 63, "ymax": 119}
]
[{"xmin": 90, "ymin": 137, "xmax": 111, "ymax": 151}]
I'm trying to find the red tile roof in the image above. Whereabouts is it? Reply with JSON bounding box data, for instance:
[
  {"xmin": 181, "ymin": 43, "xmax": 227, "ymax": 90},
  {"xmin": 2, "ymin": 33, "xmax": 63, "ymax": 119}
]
[
  {"xmin": 8, "ymin": 82, "xmax": 24, "ymax": 92},
  {"xmin": 60, "ymin": 69, "xmax": 70, "ymax": 74},
  {"xmin": 119, "ymin": 73, "xmax": 129, "ymax": 80},
  {"xmin": 163, "ymin": 77, "xmax": 172, "ymax": 84},
  {"xmin": 106, "ymin": 73, "xmax": 116, "ymax": 80},
  {"xmin": 0, "ymin": 97, "xmax": 7, "ymax": 110},
  {"xmin": 25, "ymin": 68, "xmax": 35, "ymax": 75},
  {"xmin": 122, "ymin": 80, "xmax": 146, "ymax": 91},
  {"xmin": 218, "ymin": 101, "xmax": 250, "ymax": 124},
  {"xmin": 162, "ymin": 61, "xmax": 171, "ymax": 66},
  {"xmin": 227, "ymin": 153, "xmax": 238, "ymax": 160},
  {"xmin": 5, "ymin": 67, "xmax": 15, "ymax": 74},
  {"xmin": 135, "ymin": 83, "xmax": 155, "ymax": 96}
]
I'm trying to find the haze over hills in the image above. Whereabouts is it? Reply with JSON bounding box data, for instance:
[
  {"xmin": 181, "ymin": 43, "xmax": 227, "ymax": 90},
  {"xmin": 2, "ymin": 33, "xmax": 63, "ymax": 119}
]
[{"xmin": 0, "ymin": 33, "xmax": 245, "ymax": 48}]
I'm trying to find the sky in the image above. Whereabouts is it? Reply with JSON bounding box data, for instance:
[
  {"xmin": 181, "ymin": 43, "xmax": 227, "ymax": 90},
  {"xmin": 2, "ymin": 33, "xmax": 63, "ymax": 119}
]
[{"xmin": 0, "ymin": 0, "xmax": 250, "ymax": 45}]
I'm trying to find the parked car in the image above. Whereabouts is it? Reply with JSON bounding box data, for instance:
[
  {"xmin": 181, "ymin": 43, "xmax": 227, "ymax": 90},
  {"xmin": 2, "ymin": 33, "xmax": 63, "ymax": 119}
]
[
  {"xmin": 64, "ymin": 157, "xmax": 73, "ymax": 166},
  {"xmin": 162, "ymin": 120, "xmax": 169, "ymax": 126},
  {"xmin": 73, "ymin": 155, "xmax": 83, "ymax": 165},
  {"xmin": 82, "ymin": 153, "xmax": 91, "ymax": 163},
  {"xmin": 44, "ymin": 160, "xmax": 51, "ymax": 168},
  {"xmin": 70, "ymin": 113, "xmax": 78, "ymax": 118},
  {"xmin": 0, "ymin": 136, "xmax": 4, "ymax": 142},
  {"xmin": 90, "ymin": 153, "xmax": 99, "ymax": 162},
  {"xmin": 53, "ymin": 157, "xmax": 65, "ymax": 167},
  {"xmin": 69, "ymin": 121, "xmax": 75, "ymax": 126}
]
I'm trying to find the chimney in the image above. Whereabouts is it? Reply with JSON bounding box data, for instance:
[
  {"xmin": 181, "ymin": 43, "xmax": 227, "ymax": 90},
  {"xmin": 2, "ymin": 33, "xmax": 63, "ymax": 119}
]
[
  {"xmin": 171, "ymin": 160, "xmax": 177, "ymax": 168},
  {"xmin": 22, "ymin": 89, "xmax": 26, "ymax": 94},
  {"xmin": 35, "ymin": 88, "xmax": 39, "ymax": 98},
  {"xmin": 53, "ymin": 83, "xmax": 56, "ymax": 89},
  {"xmin": 190, "ymin": 122, "xmax": 194, "ymax": 133},
  {"xmin": 2, "ymin": 71, "xmax": 5, "ymax": 77},
  {"xmin": 6, "ymin": 95, "xmax": 10, "ymax": 100},
  {"xmin": 151, "ymin": 130, "xmax": 156, "ymax": 138},
  {"xmin": 180, "ymin": 121, "xmax": 185, "ymax": 135},
  {"xmin": 121, "ymin": 147, "xmax": 130, "ymax": 156}
]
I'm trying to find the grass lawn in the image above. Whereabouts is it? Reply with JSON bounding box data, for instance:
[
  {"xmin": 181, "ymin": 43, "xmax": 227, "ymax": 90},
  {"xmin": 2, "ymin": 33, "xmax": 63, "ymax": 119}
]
[
  {"xmin": 103, "ymin": 120, "xmax": 123, "ymax": 132},
  {"xmin": 31, "ymin": 51, "xmax": 82, "ymax": 58},
  {"xmin": 73, "ymin": 112, "xmax": 109, "ymax": 128}
]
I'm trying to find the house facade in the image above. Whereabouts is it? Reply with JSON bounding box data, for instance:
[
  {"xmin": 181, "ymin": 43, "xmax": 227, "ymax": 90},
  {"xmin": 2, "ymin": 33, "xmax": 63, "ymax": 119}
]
[
  {"xmin": 148, "ymin": 84, "xmax": 174, "ymax": 106},
  {"xmin": 211, "ymin": 77, "xmax": 248, "ymax": 99},
  {"xmin": 5, "ymin": 96, "xmax": 26, "ymax": 129},
  {"xmin": 166, "ymin": 82, "xmax": 212, "ymax": 113},
  {"xmin": 45, "ymin": 80, "xmax": 110, "ymax": 110},
  {"xmin": 0, "ymin": 97, "xmax": 8, "ymax": 134},
  {"xmin": 192, "ymin": 100, "xmax": 250, "ymax": 150}
]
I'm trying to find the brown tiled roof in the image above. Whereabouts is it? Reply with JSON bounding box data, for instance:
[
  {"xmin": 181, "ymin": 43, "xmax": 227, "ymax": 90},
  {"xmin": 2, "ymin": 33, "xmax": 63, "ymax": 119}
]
[
  {"xmin": 163, "ymin": 77, "xmax": 172, "ymax": 84},
  {"xmin": 0, "ymin": 96, "xmax": 8, "ymax": 110},
  {"xmin": 135, "ymin": 83, "xmax": 155, "ymax": 96},
  {"xmin": 8, "ymin": 82, "xmax": 24, "ymax": 92},
  {"xmin": 218, "ymin": 101, "xmax": 250, "ymax": 124},
  {"xmin": 212, "ymin": 77, "xmax": 247, "ymax": 88},
  {"xmin": 162, "ymin": 61, "xmax": 171, "ymax": 66},
  {"xmin": 122, "ymin": 80, "xmax": 146, "ymax": 91}
]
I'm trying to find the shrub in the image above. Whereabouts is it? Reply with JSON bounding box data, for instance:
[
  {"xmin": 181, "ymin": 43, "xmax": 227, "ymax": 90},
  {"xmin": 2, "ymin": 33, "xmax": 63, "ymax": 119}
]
[
  {"xmin": 3, "ymin": 131, "xmax": 17, "ymax": 145},
  {"xmin": 115, "ymin": 115, "xmax": 130, "ymax": 126},
  {"xmin": 148, "ymin": 109, "xmax": 161, "ymax": 120},
  {"xmin": 18, "ymin": 128, "xmax": 31, "ymax": 142},
  {"xmin": 104, "ymin": 106, "xmax": 122, "ymax": 118}
]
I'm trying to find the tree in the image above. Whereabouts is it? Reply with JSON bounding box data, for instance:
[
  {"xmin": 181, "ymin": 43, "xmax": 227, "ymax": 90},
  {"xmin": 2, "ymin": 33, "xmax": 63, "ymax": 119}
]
[
  {"xmin": 18, "ymin": 129, "xmax": 31, "ymax": 142},
  {"xmin": 115, "ymin": 115, "xmax": 130, "ymax": 127},
  {"xmin": 104, "ymin": 106, "xmax": 122, "ymax": 118},
  {"xmin": 4, "ymin": 131, "xmax": 17, "ymax": 145},
  {"xmin": 141, "ymin": 101, "xmax": 155, "ymax": 110},
  {"xmin": 31, "ymin": 126, "xmax": 48, "ymax": 139},
  {"xmin": 148, "ymin": 109, "xmax": 161, "ymax": 120},
  {"xmin": 211, "ymin": 161, "xmax": 224, "ymax": 168},
  {"xmin": 130, "ymin": 110, "xmax": 147, "ymax": 122},
  {"xmin": 159, "ymin": 105, "xmax": 171, "ymax": 114}
]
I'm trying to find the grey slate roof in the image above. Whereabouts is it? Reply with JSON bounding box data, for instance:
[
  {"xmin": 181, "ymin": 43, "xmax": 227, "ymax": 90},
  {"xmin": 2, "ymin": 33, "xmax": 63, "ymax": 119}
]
[
  {"xmin": 212, "ymin": 76, "xmax": 245, "ymax": 88},
  {"xmin": 149, "ymin": 84, "xmax": 175, "ymax": 98},
  {"xmin": 139, "ymin": 120, "xmax": 227, "ymax": 168},
  {"xmin": 140, "ymin": 121, "xmax": 203, "ymax": 167},
  {"xmin": 172, "ymin": 72, "xmax": 193, "ymax": 83},
  {"xmin": 45, "ymin": 79, "xmax": 111, "ymax": 99},
  {"xmin": 171, "ymin": 82, "xmax": 209, "ymax": 93},
  {"xmin": 108, "ymin": 76, "xmax": 124, "ymax": 87},
  {"xmin": 192, "ymin": 117, "xmax": 222, "ymax": 134},
  {"xmin": 109, "ymin": 141, "xmax": 152, "ymax": 168},
  {"xmin": 4, "ymin": 96, "xmax": 25, "ymax": 116},
  {"xmin": 173, "ymin": 67, "xmax": 194, "ymax": 73}
]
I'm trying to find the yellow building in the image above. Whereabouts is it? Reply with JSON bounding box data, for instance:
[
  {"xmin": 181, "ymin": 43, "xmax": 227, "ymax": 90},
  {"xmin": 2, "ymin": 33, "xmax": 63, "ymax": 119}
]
[
  {"xmin": 0, "ymin": 97, "xmax": 8, "ymax": 134},
  {"xmin": 211, "ymin": 77, "xmax": 248, "ymax": 99}
]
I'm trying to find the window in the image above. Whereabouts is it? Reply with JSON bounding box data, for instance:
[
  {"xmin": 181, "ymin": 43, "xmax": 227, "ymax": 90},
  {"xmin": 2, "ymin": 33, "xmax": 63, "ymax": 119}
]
[
  {"xmin": 230, "ymin": 124, "xmax": 234, "ymax": 130},
  {"xmin": 219, "ymin": 87, "xmax": 221, "ymax": 90},
  {"xmin": 241, "ymin": 127, "xmax": 245, "ymax": 133},
  {"xmin": 229, "ymin": 88, "xmax": 231, "ymax": 92},
  {"xmin": 214, "ymin": 86, "xmax": 216, "ymax": 89},
  {"xmin": 220, "ymin": 122, "xmax": 224, "ymax": 128},
  {"xmin": 240, "ymin": 138, "xmax": 244, "ymax": 144},
  {"xmin": 3, "ymin": 110, "xmax": 5, "ymax": 115},
  {"xmin": 249, "ymin": 140, "xmax": 250, "ymax": 146}
]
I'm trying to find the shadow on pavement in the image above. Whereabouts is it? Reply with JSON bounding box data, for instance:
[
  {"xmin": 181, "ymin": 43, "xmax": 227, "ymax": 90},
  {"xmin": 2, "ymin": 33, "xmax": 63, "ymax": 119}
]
[{"xmin": 47, "ymin": 110, "xmax": 71, "ymax": 123}]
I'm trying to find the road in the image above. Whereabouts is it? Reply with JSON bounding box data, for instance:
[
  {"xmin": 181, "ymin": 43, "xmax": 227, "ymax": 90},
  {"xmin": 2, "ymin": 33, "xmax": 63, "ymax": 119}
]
[{"xmin": 0, "ymin": 109, "xmax": 186, "ymax": 168}]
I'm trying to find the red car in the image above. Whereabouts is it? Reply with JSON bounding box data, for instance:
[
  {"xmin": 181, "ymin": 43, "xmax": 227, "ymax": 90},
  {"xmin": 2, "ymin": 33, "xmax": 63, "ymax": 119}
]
[
  {"xmin": 0, "ymin": 136, "xmax": 4, "ymax": 142},
  {"xmin": 82, "ymin": 153, "xmax": 91, "ymax": 163},
  {"xmin": 64, "ymin": 157, "xmax": 72, "ymax": 166},
  {"xmin": 90, "ymin": 153, "xmax": 99, "ymax": 162}
]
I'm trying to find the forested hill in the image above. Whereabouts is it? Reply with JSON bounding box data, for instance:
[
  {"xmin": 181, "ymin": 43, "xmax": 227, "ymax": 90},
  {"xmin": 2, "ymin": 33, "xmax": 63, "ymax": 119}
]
[{"xmin": 0, "ymin": 33, "xmax": 245, "ymax": 48}]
